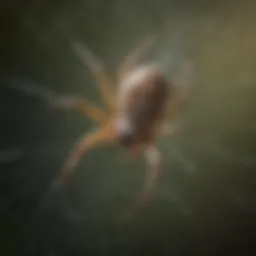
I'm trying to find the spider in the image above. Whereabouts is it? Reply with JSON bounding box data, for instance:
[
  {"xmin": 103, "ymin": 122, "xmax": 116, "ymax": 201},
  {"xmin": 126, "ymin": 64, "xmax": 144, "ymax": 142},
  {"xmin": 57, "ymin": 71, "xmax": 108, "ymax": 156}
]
[{"xmin": 53, "ymin": 35, "xmax": 192, "ymax": 221}]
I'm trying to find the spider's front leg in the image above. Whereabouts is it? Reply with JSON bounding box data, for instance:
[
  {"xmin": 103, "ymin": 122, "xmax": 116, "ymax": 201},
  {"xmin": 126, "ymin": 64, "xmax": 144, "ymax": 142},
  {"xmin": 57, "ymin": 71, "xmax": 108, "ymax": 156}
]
[
  {"xmin": 71, "ymin": 42, "xmax": 115, "ymax": 110},
  {"xmin": 59, "ymin": 124, "xmax": 117, "ymax": 188},
  {"xmin": 120, "ymin": 144, "xmax": 163, "ymax": 222},
  {"xmin": 117, "ymin": 34, "xmax": 157, "ymax": 81},
  {"xmin": 51, "ymin": 96, "xmax": 107, "ymax": 125}
]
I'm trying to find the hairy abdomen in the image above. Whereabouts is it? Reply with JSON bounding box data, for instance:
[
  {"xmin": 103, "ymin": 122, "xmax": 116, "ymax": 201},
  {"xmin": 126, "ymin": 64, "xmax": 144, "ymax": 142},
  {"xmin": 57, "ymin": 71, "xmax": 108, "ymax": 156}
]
[{"xmin": 115, "ymin": 65, "xmax": 170, "ymax": 145}]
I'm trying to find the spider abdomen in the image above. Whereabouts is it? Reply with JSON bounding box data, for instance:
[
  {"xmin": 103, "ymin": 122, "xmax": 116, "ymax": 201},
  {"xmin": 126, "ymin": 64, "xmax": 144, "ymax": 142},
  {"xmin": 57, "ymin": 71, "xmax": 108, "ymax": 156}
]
[{"xmin": 115, "ymin": 65, "xmax": 170, "ymax": 145}]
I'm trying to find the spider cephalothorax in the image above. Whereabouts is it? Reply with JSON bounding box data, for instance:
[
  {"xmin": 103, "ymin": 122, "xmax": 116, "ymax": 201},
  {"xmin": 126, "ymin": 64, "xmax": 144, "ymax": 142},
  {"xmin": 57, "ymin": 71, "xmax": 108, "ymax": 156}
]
[{"xmin": 54, "ymin": 35, "xmax": 192, "ymax": 221}]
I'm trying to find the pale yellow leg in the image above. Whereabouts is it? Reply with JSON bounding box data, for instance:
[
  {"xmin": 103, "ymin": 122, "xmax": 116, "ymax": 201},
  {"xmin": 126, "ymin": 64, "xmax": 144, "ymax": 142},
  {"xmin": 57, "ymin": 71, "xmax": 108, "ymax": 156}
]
[
  {"xmin": 74, "ymin": 99, "xmax": 107, "ymax": 124},
  {"xmin": 155, "ymin": 96, "xmax": 187, "ymax": 139},
  {"xmin": 120, "ymin": 144, "xmax": 162, "ymax": 222},
  {"xmin": 164, "ymin": 94, "xmax": 187, "ymax": 121},
  {"xmin": 52, "ymin": 95, "xmax": 107, "ymax": 124},
  {"xmin": 117, "ymin": 34, "xmax": 157, "ymax": 81},
  {"xmin": 71, "ymin": 42, "xmax": 115, "ymax": 109},
  {"xmin": 60, "ymin": 125, "xmax": 117, "ymax": 188},
  {"xmin": 159, "ymin": 121, "xmax": 181, "ymax": 136},
  {"xmin": 164, "ymin": 59, "xmax": 193, "ymax": 121}
]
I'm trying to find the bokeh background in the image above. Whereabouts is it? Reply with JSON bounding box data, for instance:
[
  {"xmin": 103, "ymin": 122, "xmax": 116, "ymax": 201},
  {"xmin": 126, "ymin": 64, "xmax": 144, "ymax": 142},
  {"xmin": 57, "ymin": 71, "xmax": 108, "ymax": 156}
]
[{"xmin": 1, "ymin": 0, "xmax": 256, "ymax": 255}]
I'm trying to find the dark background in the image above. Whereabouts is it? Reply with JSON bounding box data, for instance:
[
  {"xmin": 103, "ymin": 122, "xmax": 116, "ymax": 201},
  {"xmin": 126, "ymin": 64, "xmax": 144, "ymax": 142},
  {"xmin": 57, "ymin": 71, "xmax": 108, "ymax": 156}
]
[{"xmin": 0, "ymin": 0, "xmax": 256, "ymax": 255}]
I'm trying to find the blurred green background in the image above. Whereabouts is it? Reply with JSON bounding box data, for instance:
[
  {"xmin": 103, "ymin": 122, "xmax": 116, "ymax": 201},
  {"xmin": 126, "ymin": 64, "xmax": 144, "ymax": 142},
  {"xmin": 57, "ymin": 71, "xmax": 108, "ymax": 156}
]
[{"xmin": 0, "ymin": 0, "xmax": 255, "ymax": 255}]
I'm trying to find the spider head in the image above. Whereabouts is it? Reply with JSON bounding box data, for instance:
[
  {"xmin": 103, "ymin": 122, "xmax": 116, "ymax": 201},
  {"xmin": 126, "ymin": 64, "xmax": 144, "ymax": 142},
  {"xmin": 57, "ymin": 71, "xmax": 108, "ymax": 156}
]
[{"xmin": 115, "ymin": 117, "xmax": 136, "ymax": 147}]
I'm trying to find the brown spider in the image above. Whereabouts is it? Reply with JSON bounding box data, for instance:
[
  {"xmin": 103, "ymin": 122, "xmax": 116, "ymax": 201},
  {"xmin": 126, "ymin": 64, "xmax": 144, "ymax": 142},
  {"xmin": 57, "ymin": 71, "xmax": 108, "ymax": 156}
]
[{"xmin": 53, "ymin": 35, "xmax": 192, "ymax": 221}]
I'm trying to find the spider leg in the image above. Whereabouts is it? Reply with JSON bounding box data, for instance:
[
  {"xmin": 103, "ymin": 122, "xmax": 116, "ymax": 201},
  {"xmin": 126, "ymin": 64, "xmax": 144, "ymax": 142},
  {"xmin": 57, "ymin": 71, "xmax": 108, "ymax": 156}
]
[
  {"xmin": 164, "ymin": 59, "xmax": 194, "ymax": 121},
  {"xmin": 120, "ymin": 144, "xmax": 162, "ymax": 222},
  {"xmin": 117, "ymin": 34, "xmax": 157, "ymax": 81},
  {"xmin": 51, "ymin": 96, "xmax": 107, "ymax": 124},
  {"xmin": 163, "ymin": 93, "xmax": 188, "ymax": 122},
  {"xmin": 159, "ymin": 121, "xmax": 182, "ymax": 136},
  {"xmin": 60, "ymin": 125, "xmax": 117, "ymax": 188},
  {"xmin": 70, "ymin": 42, "xmax": 115, "ymax": 109},
  {"xmin": 160, "ymin": 70, "xmax": 192, "ymax": 136}
]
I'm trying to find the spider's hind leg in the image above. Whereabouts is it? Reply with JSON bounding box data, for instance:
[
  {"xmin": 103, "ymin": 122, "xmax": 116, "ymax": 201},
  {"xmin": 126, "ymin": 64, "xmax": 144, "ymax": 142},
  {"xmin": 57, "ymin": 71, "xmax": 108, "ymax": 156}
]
[{"xmin": 120, "ymin": 144, "xmax": 162, "ymax": 222}]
